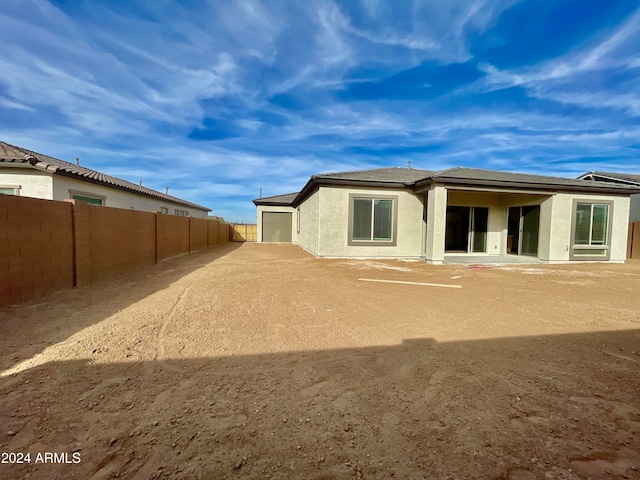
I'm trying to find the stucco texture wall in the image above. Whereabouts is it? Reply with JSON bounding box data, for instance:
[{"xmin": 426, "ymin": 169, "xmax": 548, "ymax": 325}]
[
  {"xmin": 294, "ymin": 189, "xmax": 320, "ymax": 255},
  {"xmin": 547, "ymin": 193, "xmax": 630, "ymax": 262},
  {"xmin": 0, "ymin": 168, "xmax": 53, "ymax": 199},
  {"xmin": 52, "ymin": 175, "xmax": 209, "ymax": 218},
  {"xmin": 317, "ymin": 186, "xmax": 424, "ymax": 258}
]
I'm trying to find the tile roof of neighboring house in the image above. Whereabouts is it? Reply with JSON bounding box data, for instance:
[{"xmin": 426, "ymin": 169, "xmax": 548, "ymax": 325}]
[
  {"xmin": 578, "ymin": 171, "xmax": 640, "ymax": 186},
  {"xmin": 253, "ymin": 166, "xmax": 640, "ymax": 206},
  {"xmin": 0, "ymin": 141, "xmax": 211, "ymax": 211}
]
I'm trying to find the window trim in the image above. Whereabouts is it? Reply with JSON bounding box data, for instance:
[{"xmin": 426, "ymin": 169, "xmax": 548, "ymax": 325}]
[
  {"xmin": 569, "ymin": 199, "xmax": 613, "ymax": 261},
  {"xmin": 70, "ymin": 190, "xmax": 105, "ymax": 206},
  {"xmin": 348, "ymin": 193, "xmax": 398, "ymax": 247},
  {"xmin": 160, "ymin": 207, "xmax": 169, "ymax": 215},
  {"xmin": 0, "ymin": 184, "xmax": 21, "ymax": 195},
  {"xmin": 175, "ymin": 209, "xmax": 189, "ymax": 216}
]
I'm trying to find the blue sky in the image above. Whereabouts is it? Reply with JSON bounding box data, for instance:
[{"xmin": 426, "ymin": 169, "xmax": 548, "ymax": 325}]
[{"xmin": 1, "ymin": 0, "xmax": 639, "ymax": 222}]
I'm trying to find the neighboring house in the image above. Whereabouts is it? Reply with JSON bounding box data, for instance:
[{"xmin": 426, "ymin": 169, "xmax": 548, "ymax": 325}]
[
  {"xmin": 0, "ymin": 141, "xmax": 210, "ymax": 218},
  {"xmin": 254, "ymin": 166, "xmax": 640, "ymax": 264},
  {"xmin": 577, "ymin": 171, "xmax": 640, "ymax": 223}
]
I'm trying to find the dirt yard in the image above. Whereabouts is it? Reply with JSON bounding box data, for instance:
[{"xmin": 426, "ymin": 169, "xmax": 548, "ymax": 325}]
[{"xmin": 1, "ymin": 243, "xmax": 639, "ymax": 480}]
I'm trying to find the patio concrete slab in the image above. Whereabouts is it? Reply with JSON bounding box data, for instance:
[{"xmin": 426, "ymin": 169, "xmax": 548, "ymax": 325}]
[{"xmin": 443, "ymin": 254, "xmax": 541, "ymax": 265}]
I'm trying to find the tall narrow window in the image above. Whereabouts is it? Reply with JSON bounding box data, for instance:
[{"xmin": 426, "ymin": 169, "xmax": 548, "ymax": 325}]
[
  {"xmin": 349, "ymin": 195, "xmax": 397, "ymax": 246},
  {"xmin": 571, "ymin": 202, "xmax": 611, "ymax": 259}
]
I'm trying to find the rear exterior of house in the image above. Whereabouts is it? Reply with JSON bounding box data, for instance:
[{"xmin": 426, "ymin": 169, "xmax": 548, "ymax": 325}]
[
  {"xmin": 255, "ymin": 167, "xmax": 638, "ymax": 264},
  {"xmin": 0, "ymin": 141, "xmax": 211, "ymax": 218},
  {"xmin": 578, "ymin": 171, "xmax": 640, "ymax": 223}
]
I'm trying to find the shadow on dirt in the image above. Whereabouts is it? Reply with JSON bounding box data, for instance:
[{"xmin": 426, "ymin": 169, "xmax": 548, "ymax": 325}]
[
  {"xmin": 0, "ymin": 243, "xmax": 243, "ymax": 371},
  {"xmin": 1, "ymin": 329, "xmax": 639, "ymax": 480}
]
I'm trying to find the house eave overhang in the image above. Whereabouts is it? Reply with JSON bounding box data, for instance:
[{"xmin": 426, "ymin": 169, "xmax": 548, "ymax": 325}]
[
  {"xmin": 413, "ymin": 177, "xmax": 640, "ymax": 196},
  {"xmin": 252, "ymin": 200, "xmax": 295, "ymax": 207}
]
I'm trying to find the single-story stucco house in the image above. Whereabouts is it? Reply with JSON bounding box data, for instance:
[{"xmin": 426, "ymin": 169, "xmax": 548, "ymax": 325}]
[
  {"xmin": 577, "ymin": 171, "xmax": 640, "ymax": 223},
  {"xmin": 253, "ymin": 166, "xmax": 640, "ymax": 264},
  {"xmin": 0, "ymin": 141, "xmax": 211, "ymax": 218}
]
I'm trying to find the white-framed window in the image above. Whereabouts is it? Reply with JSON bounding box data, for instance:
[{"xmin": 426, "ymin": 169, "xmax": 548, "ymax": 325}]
[
  {"xmin": 160, "ymin": 207, "xmax": 169, "ymax": 214},
  {"xmin": 71, "ymin": 192, "xmax": 105, "ymax": 206},
  {"xmin": 175, "ymin": 209, "xmax": 189, "ymax": 216},
  {"xmin": 348, "ymin": 194, "xmax": 397, "ymax": 246},
  {"xmin": 570, "ymin": 201, "xmax": 612, "ymax": 260},
  {"xmin": 0, "ymin": 185, "xmax": 20, "ymax": 195}
]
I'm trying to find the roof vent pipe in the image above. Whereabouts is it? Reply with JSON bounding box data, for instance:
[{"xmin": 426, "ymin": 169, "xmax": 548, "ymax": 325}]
[
  {"xmin": 139, "ymin": 180, "xmax": 143, "ymax": 186},
  {"xmin": 75, "ymin": 157, "xmax": 80, "ymax": 166},
  {"xmin": 407, "ymin": 160, "xmax": 411, "ymax": 170},
  {"xmin": 259, "ymin": 187, "xmax": 263, "ymax": 198},
  {"xmin": 165, "ymin": 187, "xmax": 169, "ymax": 194}
]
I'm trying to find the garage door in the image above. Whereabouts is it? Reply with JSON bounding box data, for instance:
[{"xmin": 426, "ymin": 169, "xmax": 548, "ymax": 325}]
[{"xmin": 262, "ymin": 212, "xmax": 292, "ymax": 242}]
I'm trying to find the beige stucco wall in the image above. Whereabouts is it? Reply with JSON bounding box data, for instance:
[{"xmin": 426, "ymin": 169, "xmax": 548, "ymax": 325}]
[
  {"xmin": 0, "ymin": 168, "xmax": 53, "ymax": 199},
  {"xmin": 52, "ymin": 176, "xmax": 209, "ymax": 218},
  {"xmin": 294, "ymin": 189, "xmax": 320, "ymax": 255},
  {"xmin": 255, "ymin": 205, "xmax": 295, "ymax": 242},
  {"xmin": 255, "ymin": 184, "xmax": 631, "ymax": 263},
  {"xmin": 425, "ymin": 185, "xmax": 447, "ymax": 264},
  {"xmin": 317, "ymin": 186, "xmax": 424, "ymax": 258},
  {"xmin": 545, "ymin": 193, "xmax": 630, "ymax": 262}
]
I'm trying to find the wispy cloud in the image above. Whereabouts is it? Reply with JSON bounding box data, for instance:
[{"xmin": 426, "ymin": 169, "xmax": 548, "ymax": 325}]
[{"xmin": 0, "ymin": 1, "xmax": 638, "ymax": 222}]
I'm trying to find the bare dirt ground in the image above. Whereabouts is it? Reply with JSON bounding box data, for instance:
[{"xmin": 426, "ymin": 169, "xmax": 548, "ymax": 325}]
[{"xmin": 1, "ymin": 243, "xmax": 639, "ymax": 480}]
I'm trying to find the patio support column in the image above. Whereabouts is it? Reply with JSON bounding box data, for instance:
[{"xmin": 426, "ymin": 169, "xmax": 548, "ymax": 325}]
[{"xmin": 425, "ymin": 185, "xmax": 447, "ymax": 264}]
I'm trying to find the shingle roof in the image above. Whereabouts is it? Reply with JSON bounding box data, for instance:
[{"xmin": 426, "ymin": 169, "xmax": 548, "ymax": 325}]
[
  {"xmin": 0, "ymin": 141, "xmax": 211, "ymax": 211},
  {"xmin": 578, "ymin": 171, "xmax": 640, "ymax": 186},
  {"xmin": 314, "ymin": 167, "xmax": 435, "ymax": 184},
  {"xmin": 431, "ymin": 167, "xmax": 636, "ymax": 190},
  {"xmin": 252, "ymin": 192, "xmax": 299, "ymax": 206},
  {"xmin": 254, "ymin": 165, "xmax": 640, "ymax": 207}
]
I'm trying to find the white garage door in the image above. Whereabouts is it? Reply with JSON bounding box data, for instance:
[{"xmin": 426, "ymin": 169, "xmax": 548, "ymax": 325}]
[{"xmin": 262, "ymin": 212, "xmax": 292, "ymax": 242}]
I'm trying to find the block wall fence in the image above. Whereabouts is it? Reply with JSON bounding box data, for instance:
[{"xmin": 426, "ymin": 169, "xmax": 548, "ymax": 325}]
[{"xmin": 0, "ymin": 195, "xmax": 231, "ymax": 307}]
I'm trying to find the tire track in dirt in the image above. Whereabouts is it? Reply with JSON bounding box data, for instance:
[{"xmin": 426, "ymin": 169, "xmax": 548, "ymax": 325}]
[{"xmin": 154, "ymin": 267, "xmax": 210, "ymax": 361}]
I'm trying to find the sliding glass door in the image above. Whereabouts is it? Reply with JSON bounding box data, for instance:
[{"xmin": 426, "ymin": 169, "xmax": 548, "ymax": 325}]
[
  {"xmin": 507, "ymin": 206, "xmax": 540, "ymax": 256},
  {"xmin": 445, "ymin": 206, "xmax": 489, "ymax": 253}
]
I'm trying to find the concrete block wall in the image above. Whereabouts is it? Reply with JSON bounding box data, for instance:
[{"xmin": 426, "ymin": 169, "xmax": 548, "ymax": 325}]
[
  {"xmin": 0, "ymin": 195, "xmax": 74, "ymax": 306},
  {"xmin": 208, "ymin": 220, "xmax": 220, "ymax": 247},
  {"xmin": 157, "ymin": 215, "xmax": 190, "ymax": 261},
  {"xmin": 1, "ymin": 196, "xmax": 232, "ymax": 308},
  {"xmin": 73, "ymin": 202, "xmax": 156, "ymax": 287},
  {"xmin": 190, "ymin": 218, "xmax": 208, "ymax": 252},
  {"xmin": 218, "ymin": 221, "xmax": 229, "ymax": 245}
]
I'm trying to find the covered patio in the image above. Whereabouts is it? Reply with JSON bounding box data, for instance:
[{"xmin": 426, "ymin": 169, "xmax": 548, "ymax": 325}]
[{"xmin": 443, "ymin": 254, "xmax": 542, "ymax": 265}]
